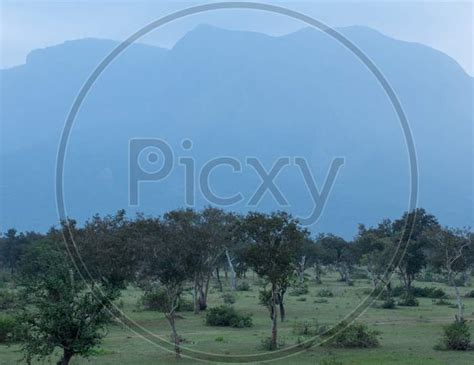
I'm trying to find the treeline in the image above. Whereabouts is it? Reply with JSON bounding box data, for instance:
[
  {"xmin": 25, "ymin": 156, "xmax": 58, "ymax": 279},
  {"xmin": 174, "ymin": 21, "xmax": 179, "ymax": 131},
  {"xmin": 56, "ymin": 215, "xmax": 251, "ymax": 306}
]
[{"xmin": 0, "ymin": 207, "xmax": 472, "ymax": 362}]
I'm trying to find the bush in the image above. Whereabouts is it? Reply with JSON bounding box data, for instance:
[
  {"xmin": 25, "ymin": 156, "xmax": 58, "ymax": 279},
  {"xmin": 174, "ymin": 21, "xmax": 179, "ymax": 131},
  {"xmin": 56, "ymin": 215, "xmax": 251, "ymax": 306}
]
[
  {"xmin": 392, "ymin": 286, "xmax": 447, "ymax": 299},
  {"xmin": 205, "ymin": 306, "xmax": 252, "ymax": 328},
  {"xmin": 434, "ymin": 298, "xmax": 453, "ymax": 306},
  {"xmin": 317, "ymin": 289, "xmax": 334, "ymax": 298},
  {"xmin": 398, "ymin": 292, "xmax": 419, "ymax": 307},
  {"xmin": 381, "ymin": 297, "xmax": 396, "ymax": 309},
  {"xmin": 325, "ymin": 322, "xmax": 380, "ymax": 348},
  {"xmin": 465, "ymin": 290, "xmax": 474, "ymax": 298},
  {"xmin": 260, "ymin": 336, "xmax": 285, "ymax": 351},
  {"xmin": 236, "ymin": 282, "xmax": 250, "ymax": 291},
  {"xmin": 222, "ymin": 292, "xmax": 236, "ymax": 304},
  {"xmin": 439, "ymin": 320, "xmax": 472, "ymax": 351},
  {"xmin": 0, "ymin": 315, "xmax": 18, "ymax": 343},
  {"xmin": 0, "ymin": 289, "xmax": 18, "ymax": 311},
  {"xmin": 141, "ymin": 287, "xmax": 193, "ymax": 312},
  {"xmin": 352, "ymin": 269, "xmax": 369, "ymax": 280},
  {"xmin": 290, "ymin": 285, "xmax": 309, "ymax": 296}
]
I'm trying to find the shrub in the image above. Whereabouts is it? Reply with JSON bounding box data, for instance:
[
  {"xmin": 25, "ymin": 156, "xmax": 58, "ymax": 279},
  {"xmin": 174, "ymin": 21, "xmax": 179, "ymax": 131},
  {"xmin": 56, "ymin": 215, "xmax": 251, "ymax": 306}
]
[
  {"xmin": 205, "ymin": 306, "xmax": 252, "ymax": 328},
  {"xmin": 392, "ymin": 286, "xmax": 447, "ymax": 299},
  {"xmin": 439, "ymin": 320, "xmax": 472, "ymax": 351},
  {"xmin": 260, "ymin": 336, "xmax": 285, "ymax": 351},
  {"xmin": 325, "ymin": 322, "xmax": 380, "ymax": 348},
  {"xmin": 141, "ymin": 287, "xmax": 192, "ymax": 312},
  {"xmin": 222, "ymin": 292, "xmax": 236, "ymax": 304},
  {"xmin": 317, "ymin": 289, "xmax": 333, "ymax": 298},
  {"xmin": 236, "ymin": 282, "xmax": 250, "ymax": 291},
  {"xmin": 381, "ymin": 297, "xmax": 396, "ymax": 309},
  {"xmin": 465, "ymin": 290, "xmax": 474, "ymax": 298},
  {"xmin": 398, "ymin": 293, "xmax": 419, "ymax": 307},
  {"xmin": 352, "ymin": 269, "xmax": 369, "ymax": 280},
  {"xmin": 290, "ymin": 285, "xmax": 309, "ymax": 296},
  {"xmin": 0, "ymin": 289, "xmax": 18, "ymax": 311},
  {"xmin": 0, "ymin": 315, "xmax": 17, "ymax": 343},
  {"xmin": 434, "ymin": 298, "xmax": 452, "ymax": 306}
]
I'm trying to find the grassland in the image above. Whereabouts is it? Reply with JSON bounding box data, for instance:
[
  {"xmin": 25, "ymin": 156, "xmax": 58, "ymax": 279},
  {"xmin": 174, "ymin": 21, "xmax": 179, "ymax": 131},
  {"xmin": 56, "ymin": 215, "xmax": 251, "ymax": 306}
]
[{"xmin": 1, "ymin": 272, "xmax": 473, "ymax": 365}]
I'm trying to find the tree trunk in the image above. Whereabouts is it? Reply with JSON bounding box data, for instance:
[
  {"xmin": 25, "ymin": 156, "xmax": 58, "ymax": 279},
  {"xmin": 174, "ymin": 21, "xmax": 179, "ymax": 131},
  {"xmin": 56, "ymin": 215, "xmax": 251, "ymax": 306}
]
[
  {"xmin": 225, "ymin": 249, "xmax": 237, "ymax": 291},
  {"xmin": 337, "ymin": 265, "xmax": 346, "ymax": 282},
  {"xmin": 215, "ymin": 267, "xmax": 223, "ymax": 292},
  {"xmin": 57, "ymin": 349, "xmax": 73, "ymax": 365},
  {"xmin": 271, "ymin": 285, "xmax": 278, "ymax": 350},
  {"xmin": 197, "ymin": 275, "xmax": 210, "ymax": 311},
  {"xmin": 278, "ymin": 292, "xmax": 285, "ymax": 322},
  {"xmin": 298, "ymin": 255, "xmax": 306, "ymax": 286},
  {"xmin": 448, "ymin": 271, "xmax": 464, "ymax": 321},
  {"xmin": 168, "ymin": 312, "xmax": 181, "ymax": 359},
  {"xmin": 193, "ymin": 280, "xmax": 199, "ymax": 314},
  {"xmin": 314, "ymin": 264, "xmax": 322, "ymax": 284}
]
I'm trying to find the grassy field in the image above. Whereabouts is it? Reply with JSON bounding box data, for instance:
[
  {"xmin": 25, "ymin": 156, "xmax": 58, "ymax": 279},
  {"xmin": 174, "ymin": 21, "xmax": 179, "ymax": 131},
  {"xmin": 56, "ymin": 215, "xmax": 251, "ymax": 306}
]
[{"xmin": 1, "ymin": 272, "xmax": 473, "ymax": 365}]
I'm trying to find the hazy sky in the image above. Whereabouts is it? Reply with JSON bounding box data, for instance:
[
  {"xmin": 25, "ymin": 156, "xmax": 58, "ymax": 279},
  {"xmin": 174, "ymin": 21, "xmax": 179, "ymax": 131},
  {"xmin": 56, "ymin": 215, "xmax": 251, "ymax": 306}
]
[{"xmin": 1, "ymin": 1, "xmax": 473, "ymax": 75}]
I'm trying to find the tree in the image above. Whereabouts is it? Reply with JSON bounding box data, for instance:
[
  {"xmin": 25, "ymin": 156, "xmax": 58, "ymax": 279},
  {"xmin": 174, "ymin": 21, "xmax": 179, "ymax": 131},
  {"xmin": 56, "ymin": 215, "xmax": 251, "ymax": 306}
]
[
  {"xmin": 192, "ymin": 207, "xmax": 234, "ymax": 311},
  {"xmin": 319, "ymin": 234, "xmax": 354, "ymax": 284},
  {"xmin": 0, "ymin": 229, "xmax": 40, "ymax": 273},
  {"xmin": 392, "ymin": 208, "xmax": 439, "ymax": 291},
  {"xmin": 60, "ymin": 211, "xmax": 138, "ymax": 288},
  {"xmin": 140, "ymin": 211, "xmax": 196, "ymax": 358},
  {"xmin": 17, "ymin": 241, "xmax": 118, "ymax": 365},
  {"xmin": 242, "ymin": 212, "xmax": 306, "ymax": 349},
  {"xmin": 354, "ymin": 223, "xmax": 395, "ymax": 290},
  {"xmin": 428, "ymin": 226, "xmax": 472, "ymax": 321}
]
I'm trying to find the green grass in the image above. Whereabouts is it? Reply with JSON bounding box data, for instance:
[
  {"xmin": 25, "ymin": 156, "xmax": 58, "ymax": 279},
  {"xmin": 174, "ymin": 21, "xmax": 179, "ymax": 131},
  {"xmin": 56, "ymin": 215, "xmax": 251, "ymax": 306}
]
[{"xmin": 1, "ymin": 273, "xmax": 473, "ymax": 364}]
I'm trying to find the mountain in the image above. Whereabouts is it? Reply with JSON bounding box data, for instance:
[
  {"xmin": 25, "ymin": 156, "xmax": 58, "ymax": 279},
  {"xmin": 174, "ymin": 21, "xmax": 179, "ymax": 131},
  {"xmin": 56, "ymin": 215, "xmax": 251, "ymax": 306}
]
[{"xmin": 1, "ymin": 25, "xmax": 472, "ymax": 238}]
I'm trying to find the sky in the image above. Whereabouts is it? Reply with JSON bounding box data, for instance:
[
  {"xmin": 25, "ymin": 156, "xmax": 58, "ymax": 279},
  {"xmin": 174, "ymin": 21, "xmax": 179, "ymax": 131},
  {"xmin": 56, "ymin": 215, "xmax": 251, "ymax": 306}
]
[{"xmin": 1, "ymin": 1, "xmax": 473, "ymax": 75}]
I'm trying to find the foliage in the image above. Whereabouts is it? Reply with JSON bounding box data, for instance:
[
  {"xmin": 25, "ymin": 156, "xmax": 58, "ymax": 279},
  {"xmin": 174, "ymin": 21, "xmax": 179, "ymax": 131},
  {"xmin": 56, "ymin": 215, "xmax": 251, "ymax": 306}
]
[
  {"xmin": 221, "ymin": 292, "xmax": 236, "ymax": 304},
  {"xmin": 325, "ymin": 322, "xmax": 380, "ymax": 348},
  {"xmin": 397, "ymin": 292, "xmax": 419, "ymax": 306},
  {"xmin": 381, "ymin": 296, "xmax": 396, "ymax": 309},
  {"xmin": 0, "ymin": 314, "xmax": 18, "ymax": 343},
  {"xmin": 236, "ymin": 281, "xmax": 250, "ymax": 291},
  {"xmin": 16, "ymin": 241, "xmax": 118, "ymax": 365},
  {"xmin": 391, "ymin": 286, "xmax": 447, "ymax": 299},
  {"xmin": 0, "ymin": 289, "xmax": 19, "ymax": 311},
  {"xmin": 317, "ymin": 289, "xmax": 334, "ymax": 297},
  {"xmin": 438, "ymin": 320, "xmax": 472, "ymax": 351},
  {"xmin": 205, "ymin": 306, "xmax": 252, "ymax": 328},
  {"xmin": 290, "ymin": 284, "xmax": 309, "ymax": 296},
  {"xmin": 433, "ymin": 298, "xmax": 453, "ymax": 306},
  {"xmin": 260, "ymin": 336, "xmax": 285, "ymax": 351},
  {"xmin": 465, "ymin": 290, "xmax": 474, "ymax": 298},
  {"xmin": 140, "ymin": 287, "xmax": 193, "ymax": 312}
]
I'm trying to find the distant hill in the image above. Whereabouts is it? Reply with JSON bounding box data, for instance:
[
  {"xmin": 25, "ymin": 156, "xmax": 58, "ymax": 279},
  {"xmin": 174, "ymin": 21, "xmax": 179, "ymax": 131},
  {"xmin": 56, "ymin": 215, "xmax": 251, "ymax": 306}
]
[{"xmin": 1, "ymin": 25, "xmax": 472, "ymax": 237}]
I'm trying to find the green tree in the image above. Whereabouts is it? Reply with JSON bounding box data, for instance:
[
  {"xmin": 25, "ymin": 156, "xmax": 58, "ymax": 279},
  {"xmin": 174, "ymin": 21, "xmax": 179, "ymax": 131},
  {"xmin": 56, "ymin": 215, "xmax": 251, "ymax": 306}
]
[
  {"xmin": 140, "ymin": 211, "xmax": 196, "ymax": 358},
  {"xmin": 17, "ymin": 241, "xmax": 118, "ymax": 365},
  {"xmin": 428, "ymin": 226, "xmax": 472, "ymax": 321},
  {"xmin": 242, "ymin": 212, "xmax": 306, "ymax": 349},
  {"xmin": 392, "ymin": 209, "xmax": 439, "ymax": 291},
  {"xmin": 319, "ymin": 234, "xmax": 355, "ymax": 284}
]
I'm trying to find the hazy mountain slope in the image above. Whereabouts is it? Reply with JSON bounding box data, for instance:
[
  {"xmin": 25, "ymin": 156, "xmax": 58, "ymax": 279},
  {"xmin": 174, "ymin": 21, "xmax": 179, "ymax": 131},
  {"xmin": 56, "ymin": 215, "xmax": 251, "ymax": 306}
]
[{"xmin": 1, "ymin": 25, "xmax": 472, "ymax": 237}]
